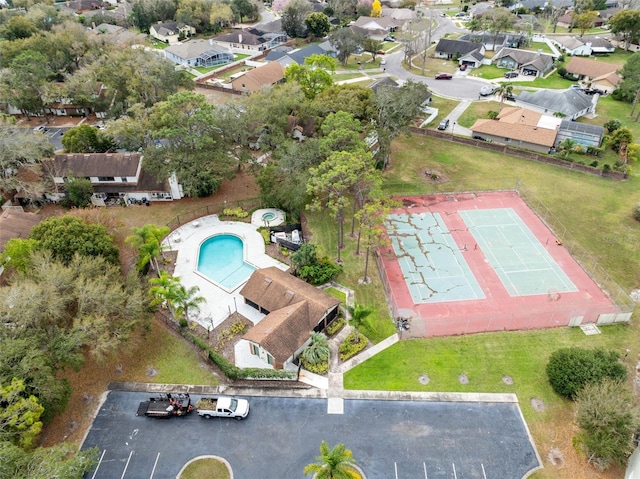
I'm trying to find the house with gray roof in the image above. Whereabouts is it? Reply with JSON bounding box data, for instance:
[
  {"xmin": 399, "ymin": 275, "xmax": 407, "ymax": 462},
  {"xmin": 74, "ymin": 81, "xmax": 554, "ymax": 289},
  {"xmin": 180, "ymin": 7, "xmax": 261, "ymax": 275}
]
[
  {"xmin": 352, "ymin": 16, "xmax": 403, "ymax": 39},
  {"xmin": 266, "ymin": 43, "xmax": 335, "ymax": 67},
  {"xmin": 493, "ymin": 47, "xmax": 555, "ymax": 77},
  {"xmin": 213, "ymin": 28, "xmax": 287, "ymax": 53},
  {"xmin": 90, "ymin": 23, "xmax": 145, "ymax": 45},
  {"xmin": 435, "ymin": 39, "xmax": 485, "ymax": 68},
  {"xmin": 516, "ymin": 89, "xmax": 596, "ymax": 120},
  {"xmin": 551, "ymin": 36, "xmax": 614, "ymax": 56},
  {"xmin": 150, "ymin": 22, "xmax": 195, "ymax": 44},
  {"xmin": 458, "ymin": 32, "xmax": 527, "ymax": 51},
  {"xmin": 165, "ymin": 39, "xmax": 234, "ymax": 67}
]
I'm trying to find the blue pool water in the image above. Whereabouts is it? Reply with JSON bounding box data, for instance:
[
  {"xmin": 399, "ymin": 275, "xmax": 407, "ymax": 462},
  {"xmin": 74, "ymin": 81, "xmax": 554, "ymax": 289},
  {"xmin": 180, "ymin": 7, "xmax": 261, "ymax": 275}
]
[{"xmin": 197, "ymin": 235, "xmax": 255, "ymax": 291}]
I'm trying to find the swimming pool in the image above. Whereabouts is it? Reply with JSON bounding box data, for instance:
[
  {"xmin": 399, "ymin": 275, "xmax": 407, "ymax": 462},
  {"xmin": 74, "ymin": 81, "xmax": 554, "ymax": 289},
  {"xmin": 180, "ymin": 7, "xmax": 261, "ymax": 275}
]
[{"xmin": 197, "ymin": 234, "xmax": 255, "ymax": 291}]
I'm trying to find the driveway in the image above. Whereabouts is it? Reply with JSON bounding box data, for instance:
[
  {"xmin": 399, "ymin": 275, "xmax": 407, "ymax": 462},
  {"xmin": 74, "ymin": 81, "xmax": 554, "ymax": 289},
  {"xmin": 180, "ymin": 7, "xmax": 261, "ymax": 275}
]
[{"xmin": 82, "ymin": 391, "xmax": 541, "ymax": 479}]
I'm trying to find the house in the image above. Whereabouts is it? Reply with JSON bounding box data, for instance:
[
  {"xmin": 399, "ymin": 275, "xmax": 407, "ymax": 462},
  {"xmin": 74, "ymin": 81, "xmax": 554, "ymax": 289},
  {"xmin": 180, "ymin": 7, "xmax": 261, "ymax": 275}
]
[
  {"xmin": 469, "ymin": 2, "xmax": 494, "ymax": 17},
  {"xmin": 493, "ymin": 47, "xmax": 555, "ymax": 77},
  {"xmin": 42, "ymin": 153, "xmax": 183, "ymax": 205},
  {"xmin": 149, "ymin": 22, "xmax": 195, "ymax": 44},
  {"xmin": 213, "ymin": 28, "xmax": 287, "ymax": 53},
  {"xmin": 230, "ymin": 62, "xmax": 285, "ymax": 93},
  {"xmin": 516, "ymin": 89, "xmax": 596, "ymax": 120},
  {"xmin": 557, "ymin": 12, "xmax": 605, "ymax": 29},
  {"xmin": 555, "ymin": 120, "xmax": 604, "ymax": 148},
  {"xmin": 266, "ymin": 43, "xmax": 334, "ymax": 67},
  {"xmin": 458, "ymin": 32, "xmax": 527, "ymax": 51},
  {"xmin": 238, "ymin": 267, "xmax": 340, "ymax": 369},
  {"xmin": 434, "ymin": 39, "xmax": 485, "ymax": 68},
  {"xmin": 470, "ymin": 107, "xmax": 561, "ymax": 153},
  {"xmin": 564, "ymin": 57, "xmax": 622, "ymax": 92},
  {"xmin": 352, "ymin": 16, "xmax": 403, "ymax": 38},
  {"xmin": 381, "ymin": 7, "xmax": 417, "ymax": 22},
  {"xmin": 164, "ymin": 40, "xmax": 234, "ymax": 68},
  {"xmin": 551, "ymin": 36, "xmax": 615, "ymax": 56},
  {"xmin": 0, "ymin": 208, "xmax": 41, "ymax": 253},
  {"xmin": 90, "ymin": 23, "xmax": 144, "ymax": 45}
]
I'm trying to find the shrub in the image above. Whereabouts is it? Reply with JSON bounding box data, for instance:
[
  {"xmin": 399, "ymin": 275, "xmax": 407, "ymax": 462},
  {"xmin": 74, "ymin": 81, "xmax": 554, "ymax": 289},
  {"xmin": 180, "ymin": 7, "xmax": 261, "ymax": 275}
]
[
  {"xmin": 339, "ymin": 332, "xmax": 367, "ymax": 361},
  {"xmin": 574, "ymin": 379, "xmax": 638, "ymax": 471},
  {"xmin": 301, "ymin": 356, "xmax": 329, "ymax": 374},
  {"xmin": 633, "ymin": 203, "xmax": 640, "ymax": 222},
  {"xmin": 546, "ymin": 347, "xmax": 627, "ymax": 399},
  {"xmin": 257, "ymin": 227, "xmax": 270, "ymax": 245},
  {"xmin": 179, "ymin": 318, "xmax": 188, "ymax": 328},
  {"xmin": 326, "ymin": 317, "xmax": 345, "ymax": 336},
  {"xmin": 222, "ymin": 207, "xmax": 248, "ymax": 218},
  {"xmin": 487, "ymin": 110, "xmax": 499, "ymax": 120},
  {"xmin": 603, "ymin": 119, "xmax": 621, "ymax": 134},
  {"xmin": 589, "ymin": 160, "xmax": 599, "ymax": 167},
  {"xmin": 603, "ymin": 163, "xmax": 611, "ymax": 173}
]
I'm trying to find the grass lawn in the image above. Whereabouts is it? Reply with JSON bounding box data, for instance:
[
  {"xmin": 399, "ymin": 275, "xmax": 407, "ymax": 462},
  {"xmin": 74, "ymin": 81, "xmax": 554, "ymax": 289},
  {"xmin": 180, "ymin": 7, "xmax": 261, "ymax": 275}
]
[
  {"xmin": 334, "ymin": 73, "xmax": 367, "ymax": 81},
  {"xmin": 580, "ymin": 95, "xmax": 640, "ymax": 139},
  {"xmin": 179, "ymin": 458, "xmax": 230, "ymax": 478},
  {"xmin": 455, "ymin": 99, "xmax": 500, "ymax": 128},
  {"xmin": 511, "ymin": 71, "xmax": 574, "ymax": 89},
  {"xmin": 429, "ymin": 95, "xmax": 460, "ymax": 126},
  {"xmin": 590, "ymin": 49, "xmax": 635, "ymax": 65},
  {"xmin": 524, "ymin": 41, "xmax": 554, "ymax": 55},
  {"xmin": 469, "ymin": 63, "xmax": 508, "ymax": 80},
  {"xmin": 325, "ymin": 287, "xmax": 347, "ymax": 304}
]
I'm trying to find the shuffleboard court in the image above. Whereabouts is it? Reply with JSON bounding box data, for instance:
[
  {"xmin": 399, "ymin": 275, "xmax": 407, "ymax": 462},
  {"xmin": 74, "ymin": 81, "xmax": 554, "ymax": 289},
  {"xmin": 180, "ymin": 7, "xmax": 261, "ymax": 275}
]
[
  {"xmin": 459, "ymin": 208, "xmax": 577, "ymax": 297},
  {"xmin": 387, "ymin": 212, "xmax": 484, "ymax": 303}
]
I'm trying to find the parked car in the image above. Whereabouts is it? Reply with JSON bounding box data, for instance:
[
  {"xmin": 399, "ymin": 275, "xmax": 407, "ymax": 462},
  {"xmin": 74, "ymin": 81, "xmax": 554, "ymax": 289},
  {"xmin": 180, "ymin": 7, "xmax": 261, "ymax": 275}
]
[
  {"xmin": 585, "ymin": 88, "xmax": 605, "ymax": 95},
  {"xmin": 570, "ymin": 84, "xmax": 584, "ymax": 90},
  {"xmin": 435, "ymin": 73, "xmax": 453, "ymax": 80},
  {"xmin": 479, "ymin": 85, "xmax": 495, "ymax": 96},
  {"xmin": 384, "ymin": 36, "xmax": 395, "ymax": 42},
  {"xmin": 455, "ymin": 12, "xmax": 466, "ymax": 17},
  {"xmin": 472, "ymin": 135, "xmax": 489, "ymax": 141},
  {"xmin": 437, "ymin": 119, "xmax": 450, "ymax": 130},
  {"xmin": 504, "ymin": 71, "xmax": 518, "ymax": 79},
  {"xmin": 460, "ymin": 64, "xmax": 468, "ymax": 71},
  {"xmin": 380, "ymin": 59, "xmax": 386, "ymax": 65},
  {"xmin": 33, "ymin": 125, "xmax": 48, "ymax": 133},
  {"xmin": 377, "ymin": 50, "xmax": 386, "ymax": 55}
]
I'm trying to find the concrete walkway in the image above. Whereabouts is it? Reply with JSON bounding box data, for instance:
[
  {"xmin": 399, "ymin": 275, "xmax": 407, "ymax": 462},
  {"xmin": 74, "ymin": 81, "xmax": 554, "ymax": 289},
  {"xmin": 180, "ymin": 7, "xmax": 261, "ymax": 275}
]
[{"xmin": 442, "ymin": 99, "xmax": 473, "ymax": 136}]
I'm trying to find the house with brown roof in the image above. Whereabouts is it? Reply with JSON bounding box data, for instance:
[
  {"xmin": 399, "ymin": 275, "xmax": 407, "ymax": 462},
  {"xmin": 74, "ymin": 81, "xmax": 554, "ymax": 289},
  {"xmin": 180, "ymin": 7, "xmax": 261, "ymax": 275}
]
[
  {"xmin": 238, "ymin": 267, "xmax": 340, "ymax": 369},
  {"xmin": 352, "ymin": 16, "xmax": 403, "ymax": 39},
  {"xmin": 470, "ymin": 107, "xmax": 561, "ymax": 153},
  {"xmin": 42, "ymin": 153, "xmax": 183, "ymax": 205},
  {"xmin": 0, "ymin": 208, "xmax": 41, "ymax": 253},
  {"xmin": 564, "ymin": 57, "xmax": 622, "ymax": 93},
  {"xmin": 230, "ymin": 62, "xmax": 285, "ymax": 93},
  {"xmin": 557, "ymin": 12, "xmax": 605, "ymax": 29}
]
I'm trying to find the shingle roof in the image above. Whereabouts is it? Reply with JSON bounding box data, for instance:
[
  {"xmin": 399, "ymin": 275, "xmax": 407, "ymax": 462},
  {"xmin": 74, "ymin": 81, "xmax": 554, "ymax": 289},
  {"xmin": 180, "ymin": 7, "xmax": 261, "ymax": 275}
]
[
  {"xmin": 554, "ymin": 36, "xmax": 585, "ymax": 50},
  {"xmin": 493, "ymin": 47, "xmax": 554, "ymax": 71},
  {"xmin": 0, "ymin": 210, "xmax": 41, "ymax": 252},
  {"xmin": 470, "ymin": 107, "xmax": 559, "ymax": 147},
  {"xmin": 517, "ymin": 89, "xmax": 594, "ymax": 117},
  {"xmin": 353, "ymin": 16, "xmax": 400, "ymax": 29},
  {"xmin": 215, "ymin": 29, "xmax": 266, "ymax": 45},
  {"xmin": 435, "ymin": 39, "xmax": 482, "ymax": 56},
  {"xmin": 240, "ymin": 267, "xmax": 340, "ymax": 363},
  {"xmin": 231, "ymin": 62, "xmax": 285, "ymax": 92},
  {"xmin": 564, "ymin": 57, "xmax": 622, "ymax": 80},
  {"xmin": 46, "ymin": 153, "xmax": 141, "ymax": 178},
  {"xmin": 165, "ymin": 40, "xmax": 230, "ymax": 60}
]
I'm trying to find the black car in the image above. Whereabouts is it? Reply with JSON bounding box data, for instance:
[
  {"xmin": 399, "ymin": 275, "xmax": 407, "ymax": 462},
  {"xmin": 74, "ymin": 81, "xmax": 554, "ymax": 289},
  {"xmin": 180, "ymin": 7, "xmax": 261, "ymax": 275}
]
[
  {"xmin": 585, "ymin": 88, "xmax": 605, "ymax": 95},
  {"xmin": 504, "ymin": 71, "xmax": 518, "ymax": 79},
  {"xmin": 437, "ymin": 119, "xmax": 450, "ymax": 130}
]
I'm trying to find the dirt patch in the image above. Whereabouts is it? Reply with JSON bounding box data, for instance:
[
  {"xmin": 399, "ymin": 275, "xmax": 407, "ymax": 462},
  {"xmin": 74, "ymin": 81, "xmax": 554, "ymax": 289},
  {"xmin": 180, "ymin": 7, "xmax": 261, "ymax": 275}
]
[
  {"xmin": 502, "ymin": 375, "xmax": 514, "ymax": 385},
  {"xmin": 458, "ymin": 373, "xmax": 469, "ymax": 385},
  {"xmin": 531, "ymin": 397, "xmax": 545, "ymax": 412},
  {"xmin": 418, "ymin": 374, "xmax": 430, "ymax": 384},
  {"xmin": 547, "ymin": 448, "xmax": 565, "ymax": 466},
  {"xmin": 423, "ymin": 168, "xmax": 449, "ymax": 184}
]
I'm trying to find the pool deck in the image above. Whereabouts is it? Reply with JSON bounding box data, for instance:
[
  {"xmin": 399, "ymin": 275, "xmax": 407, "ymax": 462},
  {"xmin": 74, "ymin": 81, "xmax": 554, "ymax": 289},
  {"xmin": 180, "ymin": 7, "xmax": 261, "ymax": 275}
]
[{"xmin": 162, "ymin": 215, "xmax": 288, "ymax": 330}]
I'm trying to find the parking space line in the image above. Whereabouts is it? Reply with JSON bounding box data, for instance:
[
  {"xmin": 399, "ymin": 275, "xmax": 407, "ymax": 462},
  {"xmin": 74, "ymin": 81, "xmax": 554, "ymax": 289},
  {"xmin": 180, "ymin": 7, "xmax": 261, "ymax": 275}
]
[
  {"xmin": 452, "ymin": 462, "xmax": 457, "ymax": 479},
  {"xmin": 91, "ymin": 449, "xmax": 107, "ymax": 479},
  {"xmin": 120, "ymin": 451, "xmax": 134, "ymax": 479},
  {"xmin": 150, "ymin": 452, "xmax": 160, "ymax": 478},
  {"xmin": 394, "ymin": 462, "xmax": 398, "ymax": 479},
  {"xmin": 481, "ymin": 463, "xmax": 487, "ymax": 479},
  {"xmin": 423, "ymin": 462, "xmax": 428, "ymax": 479}
]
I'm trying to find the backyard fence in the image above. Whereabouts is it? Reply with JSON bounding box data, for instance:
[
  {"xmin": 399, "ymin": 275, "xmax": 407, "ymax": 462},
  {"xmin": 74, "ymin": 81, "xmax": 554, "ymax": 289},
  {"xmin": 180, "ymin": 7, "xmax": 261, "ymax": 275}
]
[
  {"xmin": 408, "ymin": 127, "xmax": 627, "ymax": 181},
  {"xmin": 166, "ymin": 197, "xmax": 262, "ymax": 231}
]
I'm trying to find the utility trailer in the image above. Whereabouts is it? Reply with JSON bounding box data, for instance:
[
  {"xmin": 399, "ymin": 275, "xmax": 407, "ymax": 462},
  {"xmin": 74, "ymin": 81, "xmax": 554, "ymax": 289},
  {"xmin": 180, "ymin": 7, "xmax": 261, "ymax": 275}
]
[{"xmin": 136, "ymin": 393, "xmax": 194, "ymax": 418}]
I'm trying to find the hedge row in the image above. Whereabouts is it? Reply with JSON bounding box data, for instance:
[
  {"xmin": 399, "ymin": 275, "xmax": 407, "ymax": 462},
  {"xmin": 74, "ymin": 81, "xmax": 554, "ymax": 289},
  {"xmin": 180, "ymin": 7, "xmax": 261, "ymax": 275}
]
[{"xmin": 186, "ymin": 332, "xmax": 296, "ymax": 380}]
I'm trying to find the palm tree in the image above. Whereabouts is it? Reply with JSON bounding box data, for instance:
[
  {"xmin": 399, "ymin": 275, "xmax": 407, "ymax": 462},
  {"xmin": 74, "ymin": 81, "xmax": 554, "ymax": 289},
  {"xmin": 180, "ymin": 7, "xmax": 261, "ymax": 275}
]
[
  {"xmin": 126, "ymin": 224, "xmax": 170, "ymax": 274},
  {"xmin": 304, "ymin": 441, "xmax": 361, "ymax": 479},
  {"xmin": 347, "ymin": 304, "xmax": 373, "ymax": 344},
  {"xmin": 494, "ymin": 82, "xmax": 513, "ymax": 112},
  {"xmin": 148, "ymin": 270, "xmax": 181, "ymax": 316},
  {"xmin": 301, "ymin": 332, "xmax": 330, "ymax": 366},
  {"xmin": 172, "ymin": 283, "xmax": 206, "ymax": 321},
  {"xmin": 558, "ymin": 138, "xmax": 578, "ymax": 160}
]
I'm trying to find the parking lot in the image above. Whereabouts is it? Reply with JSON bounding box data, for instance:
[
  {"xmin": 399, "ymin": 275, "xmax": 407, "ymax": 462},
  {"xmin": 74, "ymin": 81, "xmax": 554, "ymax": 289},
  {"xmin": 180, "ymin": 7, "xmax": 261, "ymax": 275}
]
[{"xmin": 82, "ymin": 391, "xmax": 541, "ymax": 479}]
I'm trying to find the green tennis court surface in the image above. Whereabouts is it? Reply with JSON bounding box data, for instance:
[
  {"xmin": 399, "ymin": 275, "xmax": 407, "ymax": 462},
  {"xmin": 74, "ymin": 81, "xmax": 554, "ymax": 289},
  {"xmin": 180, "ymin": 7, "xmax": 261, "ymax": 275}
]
[
  {"xmin": 459, "ymin": 208, "xmax": 577, "ymax": 296},
  {"xmin": 386, "ymin": 212, "xmax": 485, "ymax": 303}
]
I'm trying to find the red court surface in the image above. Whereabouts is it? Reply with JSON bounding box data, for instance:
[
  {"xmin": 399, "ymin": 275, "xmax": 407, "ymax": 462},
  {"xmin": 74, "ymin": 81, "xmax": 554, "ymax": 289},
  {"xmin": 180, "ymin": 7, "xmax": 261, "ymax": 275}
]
[{"xmin": 377, "ymin": 191, "xmax": 622, "ymax": 338}]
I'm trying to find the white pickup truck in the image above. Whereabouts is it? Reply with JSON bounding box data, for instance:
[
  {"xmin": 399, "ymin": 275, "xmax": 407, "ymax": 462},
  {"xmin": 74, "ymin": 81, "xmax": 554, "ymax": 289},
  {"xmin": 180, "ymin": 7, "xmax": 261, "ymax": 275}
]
[{"xmin": 196, "ymin": 396, "xmax": 250, "ymax": 420}]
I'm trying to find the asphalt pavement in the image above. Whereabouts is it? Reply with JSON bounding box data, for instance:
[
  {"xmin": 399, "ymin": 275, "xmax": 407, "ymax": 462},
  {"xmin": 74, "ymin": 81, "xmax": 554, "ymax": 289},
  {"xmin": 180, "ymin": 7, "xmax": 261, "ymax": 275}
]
[{"xmin": 82, "ymin": 391, "xmax": 542, "ymax": 479}]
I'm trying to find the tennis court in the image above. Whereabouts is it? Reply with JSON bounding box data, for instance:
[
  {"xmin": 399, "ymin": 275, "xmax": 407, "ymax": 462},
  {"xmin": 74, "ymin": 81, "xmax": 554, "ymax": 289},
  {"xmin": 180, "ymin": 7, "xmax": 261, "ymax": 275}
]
[{"xmin": 377, "ymin": 191, "xmax": 623, "ymax": 337}]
